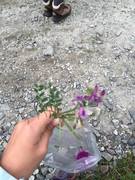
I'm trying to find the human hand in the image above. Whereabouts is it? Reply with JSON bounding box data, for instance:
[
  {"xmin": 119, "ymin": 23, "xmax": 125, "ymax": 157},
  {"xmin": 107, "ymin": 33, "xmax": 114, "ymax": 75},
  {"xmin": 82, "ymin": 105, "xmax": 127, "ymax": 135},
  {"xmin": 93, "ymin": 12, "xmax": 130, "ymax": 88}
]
[{"xmin": 0, "ymin": 110, "xmax": 59, "ymax": 179}]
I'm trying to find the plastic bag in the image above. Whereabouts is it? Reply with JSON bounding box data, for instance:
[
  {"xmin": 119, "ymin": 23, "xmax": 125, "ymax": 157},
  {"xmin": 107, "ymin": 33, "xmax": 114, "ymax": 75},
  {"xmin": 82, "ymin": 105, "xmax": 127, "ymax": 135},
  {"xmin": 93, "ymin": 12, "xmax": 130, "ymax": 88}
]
[{"xmin": 44, "ymin": 121, "xmax": 101, "ymax": 173}]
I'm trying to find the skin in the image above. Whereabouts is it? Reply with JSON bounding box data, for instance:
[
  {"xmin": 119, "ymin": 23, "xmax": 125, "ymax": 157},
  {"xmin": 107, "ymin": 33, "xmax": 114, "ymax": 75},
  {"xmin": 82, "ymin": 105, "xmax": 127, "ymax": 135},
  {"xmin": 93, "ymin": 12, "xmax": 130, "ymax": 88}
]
[{"xmin": 0, "ymin": 110, "xmax": 59, "ymax": 179}]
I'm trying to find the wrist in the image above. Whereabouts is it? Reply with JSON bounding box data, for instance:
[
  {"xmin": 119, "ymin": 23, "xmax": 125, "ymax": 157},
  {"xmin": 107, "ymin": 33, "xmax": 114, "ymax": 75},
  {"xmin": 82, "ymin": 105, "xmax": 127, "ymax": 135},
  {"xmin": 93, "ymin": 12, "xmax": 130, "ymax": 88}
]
[{"xmin": 0, "ymin": 155, "xmax": 21, "ymax": 179}]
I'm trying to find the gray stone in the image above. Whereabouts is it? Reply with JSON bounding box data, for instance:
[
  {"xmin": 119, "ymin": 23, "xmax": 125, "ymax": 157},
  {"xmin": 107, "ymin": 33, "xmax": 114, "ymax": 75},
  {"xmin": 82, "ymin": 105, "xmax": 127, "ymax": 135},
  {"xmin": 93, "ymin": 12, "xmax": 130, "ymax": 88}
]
[
  {"xmin": 100, "ymin": 147, "xmax": 105, "ymax": 152},
  {"xmin": 92, "ymin": 128, "xmax": 101, "ymax": 138},
  {"xmin": 113, "ymin": 129, "xmax": 118, "ymax": 136},
  {"xmin": 29, "ymin": 175, "xmax": 35, "ymax": 180},
  {"xmin": 92, "ymin": 120, "xmax": 98, "ymax": 127},
  {"xmin": 46, "ymin": 173, "xmax": 54, "ymax": 179},
  {"xmin": 129, "ymin": 109, "xmax": 135, "ymax": 122},
  {"xmin": 115, "ymin": 30, "xmax": 122, "ymax": 37},
  {"xmin": 123, "ymin": 43, "xmax": 132, "ymax": 51},
  {"xmin": 103, "ymin": 99, "xmax": 113, "ymax": 111},
  {"xmin": 102, "ymin": 152, "xmax": 113, "ymax": 161},
  {"xmin": 0, "ymin": 144, "xmax": 4, "ymax": 152},
  {"xmin": 95, "ymin": 25, "xmax": 104, "ymax": 36},
  {"xmin": 127, "ymin": 136, "xmax": 135, "ymax": 146},
  {"xmin": 33, "ymin": 169, "xmax": 39, "ymax": 175},
  {"xmin": 0, "ymin": 112, "xmax": 5, "ymax": 120},
  {"xmin": 36, "ymin": 174, "xmax": 44, "ymax": 180},
  {"xmin": 41, "ymin": 167, "xmax": 48, "ymax": 176},
  {"xmin": 100, "ymin": 165, "xmax": 109, "ymax": 174},
  {"xmin": 112, "ymin": 119, "xmax": 119, "ymax": 127},
  {"xmin": 107, "ymin": 148, "xmax": 116, "ymax": 155},
  {"xmin": 43, "ymin": 46, "xmax": 54, "ymax": 57},
  {"xmin": 18, "ymin": 107, "xmax": 25, "ymax": 114}
]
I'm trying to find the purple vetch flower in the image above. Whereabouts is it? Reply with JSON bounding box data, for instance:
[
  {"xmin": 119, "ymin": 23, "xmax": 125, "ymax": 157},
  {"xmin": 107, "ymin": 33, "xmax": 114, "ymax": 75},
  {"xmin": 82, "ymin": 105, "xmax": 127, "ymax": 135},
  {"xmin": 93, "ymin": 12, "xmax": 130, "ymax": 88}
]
[
  {"xmin": 75, "ymin": 149, "xmax": 91, "ymax": 160},
  {"xmin": 88, "ymin": 85, "xmax": 105, "ymax": 106},
  {"xmin": 78, "ymin": 107, "xmax": 88, "ymax": 120}
]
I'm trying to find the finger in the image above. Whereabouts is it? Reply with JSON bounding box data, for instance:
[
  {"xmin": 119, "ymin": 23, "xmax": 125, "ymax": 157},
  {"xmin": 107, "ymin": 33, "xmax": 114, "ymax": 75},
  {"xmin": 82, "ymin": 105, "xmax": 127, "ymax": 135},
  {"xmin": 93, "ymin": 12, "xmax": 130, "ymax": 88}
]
[
  {"xmin": 32, "ymin": 111, "xmax": 53, "ymax": 134},
  {"xmin": 39, "ymin": 119, "xmax": 59, "ymax": 151}
]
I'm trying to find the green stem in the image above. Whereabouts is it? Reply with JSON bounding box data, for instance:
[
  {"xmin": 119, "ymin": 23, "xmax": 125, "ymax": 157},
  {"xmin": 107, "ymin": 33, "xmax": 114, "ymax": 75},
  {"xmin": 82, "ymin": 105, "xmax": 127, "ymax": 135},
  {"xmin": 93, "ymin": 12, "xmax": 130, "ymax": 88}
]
[
  {"xmin": 62, "ymin": 108, "xmax": 76, "ymax": 114},
  {"xmin": 63, "ymin": 119, "xmax": 81, "ymax": 140}
]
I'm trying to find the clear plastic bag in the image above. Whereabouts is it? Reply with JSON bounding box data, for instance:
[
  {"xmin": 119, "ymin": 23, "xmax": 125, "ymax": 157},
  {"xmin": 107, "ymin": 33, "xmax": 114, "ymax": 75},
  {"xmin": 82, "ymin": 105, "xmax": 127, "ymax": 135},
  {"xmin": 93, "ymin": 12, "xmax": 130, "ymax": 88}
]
[{"xmin": 44, "ymin": 121, "xmax": 101, "ymax": 173}]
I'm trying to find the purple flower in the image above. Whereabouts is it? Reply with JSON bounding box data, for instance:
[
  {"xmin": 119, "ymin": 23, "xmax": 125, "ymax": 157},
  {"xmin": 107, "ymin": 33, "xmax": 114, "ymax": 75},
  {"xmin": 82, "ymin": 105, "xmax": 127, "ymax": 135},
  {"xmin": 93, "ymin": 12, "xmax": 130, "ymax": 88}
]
[
  {"xmin": 78, "ymin": 107, "xmax": 88, "ymax": 120},
  {"xmin": 75, "ymin": 149, "xmax": 91, "ymax": 160},
  {"xmin": 88, "ymin": 85, "xmax": 105, "ymax": 106}
]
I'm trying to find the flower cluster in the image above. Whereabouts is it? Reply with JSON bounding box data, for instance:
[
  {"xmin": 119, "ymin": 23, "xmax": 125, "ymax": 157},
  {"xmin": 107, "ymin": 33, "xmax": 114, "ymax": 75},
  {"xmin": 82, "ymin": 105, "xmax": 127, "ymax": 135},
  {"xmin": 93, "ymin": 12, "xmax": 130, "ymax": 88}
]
[
  {"xmin": 35, "ymin": 83, "xmax": 105, "ymax": 133},
  {"xmin": 73, "ymin": 85, "xmax": 105, "ymax": 121}
]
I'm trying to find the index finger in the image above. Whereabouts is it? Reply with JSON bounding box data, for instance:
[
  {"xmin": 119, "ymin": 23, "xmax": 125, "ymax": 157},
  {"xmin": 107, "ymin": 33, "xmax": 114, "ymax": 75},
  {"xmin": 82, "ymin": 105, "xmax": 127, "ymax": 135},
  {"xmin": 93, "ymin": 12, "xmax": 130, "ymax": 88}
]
[{"xmin": 33, "ymin": 110, "xmax": 53, "ymax": 134}]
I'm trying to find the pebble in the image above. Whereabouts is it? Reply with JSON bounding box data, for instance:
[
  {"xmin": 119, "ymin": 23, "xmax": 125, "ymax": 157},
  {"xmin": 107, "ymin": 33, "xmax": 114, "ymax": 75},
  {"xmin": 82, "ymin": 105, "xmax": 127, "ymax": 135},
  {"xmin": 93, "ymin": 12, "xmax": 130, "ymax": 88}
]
[
  {"xmin": 41, "ymin": 167, "xmax": 48, "ymax": 176},
  {"xmin": 33, "ymin": 169, "xmax": 39, "ymax": 175},
  {"xmin": 103, "ymin": 99, "xmax": 113, "ymax": 111},
  {"xmin": 112, "ymin": 119, "xmax": 119, "ymax": 127},
  {"xmin": 18, "ymin": 107, "xmax": 25, "ymax": 114},
  {"xmin": 29, "ymin": 175, "xmax": 35, "ymax": 180},
  {"xmin": 43, "ymin": 46, "xmax": 54, "ymax": 57},
  {"xmin": 102, "ymin": 152, "xmax": 113, "ymax": 161},
  {"xmin": 107, "ymin": 148, "xmax": 116, "ymax": 155},
  {"xmin": 35, "ymin": 174, "xmax": 44, "ymax": 180},
  {"xmin": 92, "ymin": 128, "xmax": 101, "ymax": 138},
  {"xmin": 100, "ymin": 147, "xmax": 105, "ymax": 152},
  {"xmin": 123, "ymin": 43, "xmax": 132, "ymax": 51},
  {"xmin": 92, "ymin": 120, "xmax": 98, "ymax": 127},
  {"xmin": 113, "ymin": 129, "xmax": 118, "ymax": 136},
  {"xmin": 95, "ymin": 25, "xmax": 104, "ymax": 36},
  {"xmin": 127, "ymin": 136, "xmax": 135, "ymax": 146},
  {"xmin": 0, "ymin": 112, "xmax": 5, "ymax": 120},
  {"xmin": 100, "ymin": 165, "xmax": 109, "ymax": 174},
  {"xmin": 6, "ymin": 135, "xmax": 10, "ymax": 142},
  {"xmin": 129, "ymin": 109, "xmax": 135, "ymax": 122},
  {"xmin": 2, "ymin": 141, "xmax": 8, "ymax": 148}
]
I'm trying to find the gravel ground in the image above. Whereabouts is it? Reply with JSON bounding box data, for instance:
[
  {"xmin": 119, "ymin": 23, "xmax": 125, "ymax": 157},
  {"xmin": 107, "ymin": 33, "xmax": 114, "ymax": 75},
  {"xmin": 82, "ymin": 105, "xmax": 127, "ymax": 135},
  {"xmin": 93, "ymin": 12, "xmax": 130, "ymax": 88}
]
[{"xmin": 0, "ymin": 0, "xmax": 135, "ymax": 179}]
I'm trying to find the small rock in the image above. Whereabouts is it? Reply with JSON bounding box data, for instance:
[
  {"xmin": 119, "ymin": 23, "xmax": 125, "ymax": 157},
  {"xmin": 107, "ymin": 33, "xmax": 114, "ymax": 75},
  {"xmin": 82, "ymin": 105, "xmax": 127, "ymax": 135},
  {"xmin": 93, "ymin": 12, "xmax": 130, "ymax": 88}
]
[
  {"xmin": 115, "ymin": 30, "xmax": 122, "ymax": 37},
  {"xmin": 129, "ymin": 109, "xmax": 135, "ymax": 122},
  {"xmin": 46, "ymin": 173, "xmax": 55, "ymax": 179},
  {"xmin": 92, "ymin": 128, "xmax": 101, "ymax": 138},
  {"xmin": 18, "ymin": 107, "xmax": 25, "ymax": 114},
  {"xmin": 6, "ymin": 135, "xmax": 10, "ymax": 142},
  {"xmin": 80, "ymin": 60, "xmax": 83, "ymax": 64},
  {"xmin": 103, "ymin": 99, "xmax": 113, "ymax": 111},
  {"xmin": 112, "ymin": 119, "xmax": 119, "ymax": 127},
  {"xmin": 41, "ymin": 167, "xmax": 48, "ymax": 176},
  {"xmin": 29, "ymin": 175, "xmax": 35, "ymax": 180},
  {"xmin": 36, "ymin": 174, "xmax": 44, "ymax": 180},
  {"xmin": 48, "ymin": 167, "xmax": 54, "ymax": 173},
  {"xmin": 0, "ymin": 112, "xmax": 5, "ymax": 120},
  {"xmin": 100, "ymin": 147, "xmax": 105, "ymax": 152},
  {"xmin": 11, "ymin": 121, "xmax": 16, "ymax": 125},
  {"xmin": 2, "ymin": 141, "xmax": 7, "ymax": 148},
  {"xmin": 95, "ymin": 25, "xmax": 104, "ymax": 36},
  {"xmin": 123, "ymin": 43, "xmax": 132, "ymax": 51},
  {"xmin": 127, "ymin": 136, "xmax": 135, "ymax": 146},
  {"xmin": 102, "ymin": 152, "xmax": 113, "ymax": 161},
  {"xmin": 43, "ymin": 46, "xmax": 54, "ymax": 57},
  {"xmin": 0, "ymin": 144, "xmax": 4, "ymax": 152},
  {"xmin": 92, "ymin": 120, "xmax": 98, "ymax": 127},
  {"xmin": 33, "ymin": 169, "xmax": 39, "ymax": 175},
  {"xmin": 100, "ymin": 165, "xmax": 109, "ymax": 174},
  {"xmin": 107, "ymin": 148, "xmax": 116, "ymax": 155},
  {"xmin": 113, "ymin": 129, "xmax": 118, "ymax": 136}
]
